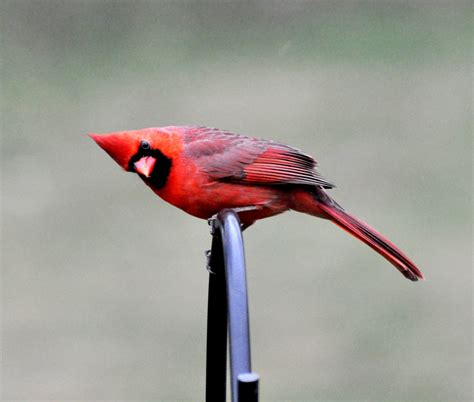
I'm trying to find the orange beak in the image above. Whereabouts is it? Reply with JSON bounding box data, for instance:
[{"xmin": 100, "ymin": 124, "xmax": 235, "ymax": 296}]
[{"xmin": 134, "ymin": 156, "xmax": 156, "ymax": 178}]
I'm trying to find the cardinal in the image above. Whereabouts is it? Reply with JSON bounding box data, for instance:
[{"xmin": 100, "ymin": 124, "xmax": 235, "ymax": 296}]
[{"xmin": 90, "ymin": 126, "xmax": 424, "ymax": 281}]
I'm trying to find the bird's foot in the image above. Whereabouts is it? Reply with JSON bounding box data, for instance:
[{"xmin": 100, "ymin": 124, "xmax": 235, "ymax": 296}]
[
  {"xmin": 208, "ymin": 205, "xmax": 258, "ymax": 234},
  {"xmin": 207, "ymin": 216, "xmax": 217, "ymax": 235},
  {"xmin": 204, "ymin": 249, "xmax": 215, "ymax": 274}
]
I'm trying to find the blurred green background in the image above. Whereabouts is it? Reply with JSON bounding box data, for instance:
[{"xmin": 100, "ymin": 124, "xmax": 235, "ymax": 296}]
[{"xmin": 1, "ymin": 1, "xmax": 471, "ymax": 401}]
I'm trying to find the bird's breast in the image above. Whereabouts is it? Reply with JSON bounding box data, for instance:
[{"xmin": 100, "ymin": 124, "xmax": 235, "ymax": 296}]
[{"xmin": 146, "ymin": 156, "xmax": 290, "ymax": 220}]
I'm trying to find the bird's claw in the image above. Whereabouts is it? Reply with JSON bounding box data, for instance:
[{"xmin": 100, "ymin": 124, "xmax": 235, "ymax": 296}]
[
  {"xmin": 208, "ymin": 206, "xmax": 258, "ymax": 235},
  {"xmin": 207, "ymin": 214, "xmax": 218, "ymax": 235},
  {"xmin": 205, "ymin": 249, "xmax": 216, "ymax": 274}
]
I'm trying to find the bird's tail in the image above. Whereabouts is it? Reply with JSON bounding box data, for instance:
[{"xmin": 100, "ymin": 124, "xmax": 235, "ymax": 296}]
[{"xmin": 291, "ymin": 188, "xmax": 424, "ymax": 281}]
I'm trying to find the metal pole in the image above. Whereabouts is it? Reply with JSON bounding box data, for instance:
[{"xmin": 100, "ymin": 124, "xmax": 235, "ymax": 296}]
[
  {"xmin": 205, "ymin": 234, "xmax": 227, "ymax": 401},
  {"xmin": 205, "ymin": 209, "xmax": 259, "ymax": 402},
  {"xmin": 217, "ymin": 210, "xmax": 252, "ymax": 401}
]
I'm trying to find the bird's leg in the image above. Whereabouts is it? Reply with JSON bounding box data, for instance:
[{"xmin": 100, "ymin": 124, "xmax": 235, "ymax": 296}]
[
  {"xmin": 205, "ymin": 205, "xmax": 258, "ymax": 271},
  {"xmin": 231, "ymin": 205, "xmax": 259, "ymax": 213},
  {"xmin": 232, "ymin": 205, "xmax": 259, "ymax": 231},
  {"xmin": 207, "ymin": 205, "xmax": 259, "ymax": 234}
]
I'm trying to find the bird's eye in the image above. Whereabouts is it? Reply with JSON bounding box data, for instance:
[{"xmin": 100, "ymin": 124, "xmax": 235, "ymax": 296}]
[{"xmin": 140, "ymin": 140, "xmax": 151, "ymax": 150}]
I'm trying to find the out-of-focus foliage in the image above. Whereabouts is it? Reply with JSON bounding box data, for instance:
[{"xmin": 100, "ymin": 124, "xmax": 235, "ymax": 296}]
[{"xmin": 1, "ymin": 1, "xmax": 471, "ymax": 401}]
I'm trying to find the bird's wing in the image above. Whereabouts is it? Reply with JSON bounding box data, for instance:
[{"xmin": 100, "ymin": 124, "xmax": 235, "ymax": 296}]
[{"xmin": 183, "ymin": 127, "xmax": 335, "ymax": 188}]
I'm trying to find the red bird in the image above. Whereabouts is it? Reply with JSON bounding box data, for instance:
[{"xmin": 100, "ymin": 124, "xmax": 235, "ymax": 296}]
[{"xmin": 90, "ymin": 126, "xmax": 424, "ymax": 281}]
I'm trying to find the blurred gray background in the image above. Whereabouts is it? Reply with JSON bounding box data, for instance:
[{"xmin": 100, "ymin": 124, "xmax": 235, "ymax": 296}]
[{"xmin": 1, "ymin": 1, "xmax": 471, "ymax": 401}]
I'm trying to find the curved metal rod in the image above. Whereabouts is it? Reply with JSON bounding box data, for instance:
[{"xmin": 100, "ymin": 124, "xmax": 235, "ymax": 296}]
[
  {"xmin": 206, "ymin": 209, "xmax": 259, "ymax": 402},
  {"xmin": 216, "ymin": 210, "xmax": 252, "ymax": 400}
]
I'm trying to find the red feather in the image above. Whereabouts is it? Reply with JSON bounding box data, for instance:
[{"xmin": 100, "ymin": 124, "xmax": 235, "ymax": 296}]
[
  {"xmin": 184, "ymin": 127, "xmax": 334, "ymax": 188},
  {"xmin": 90, "ymin": 126, "xmax": 424, "ymax": 282}
]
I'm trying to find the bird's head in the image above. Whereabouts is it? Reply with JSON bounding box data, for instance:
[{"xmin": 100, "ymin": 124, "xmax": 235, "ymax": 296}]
[{"xmin": 89, "ymin": 128, "xmax": 176, "ymax": 189}]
